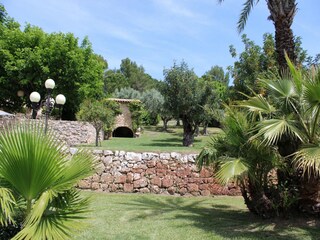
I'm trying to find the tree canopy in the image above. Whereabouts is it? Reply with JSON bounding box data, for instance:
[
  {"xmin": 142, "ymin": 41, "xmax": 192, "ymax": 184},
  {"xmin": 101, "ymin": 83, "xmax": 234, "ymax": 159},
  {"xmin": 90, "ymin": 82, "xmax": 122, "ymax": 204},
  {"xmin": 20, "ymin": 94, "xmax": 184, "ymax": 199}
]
[
  {"xmin": 0, "ymin": 13, "xmax": 107, "ymax": 119},
  {"xmin": 163, "ymin": 61, "xmax": 208, "ymax": 146}
]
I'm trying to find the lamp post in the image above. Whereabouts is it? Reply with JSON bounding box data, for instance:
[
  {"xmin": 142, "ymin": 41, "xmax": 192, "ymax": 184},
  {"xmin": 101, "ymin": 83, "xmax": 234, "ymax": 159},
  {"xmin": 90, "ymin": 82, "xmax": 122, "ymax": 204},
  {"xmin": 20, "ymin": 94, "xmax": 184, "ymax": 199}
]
[{"xmin": 29, "ymin": 79, "xmax": 66, "ymax": 134}]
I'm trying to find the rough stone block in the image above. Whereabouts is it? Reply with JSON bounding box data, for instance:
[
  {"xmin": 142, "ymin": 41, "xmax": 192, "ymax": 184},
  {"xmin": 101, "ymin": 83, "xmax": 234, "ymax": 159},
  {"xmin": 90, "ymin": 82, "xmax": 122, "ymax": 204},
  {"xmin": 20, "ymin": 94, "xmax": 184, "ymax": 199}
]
[
  {"xmin": 201, "ymin": 190, "xmax": 211, "ymax": 196},
  {"xmin": 187, "ymin": 183, "xmax": 199, "ymax": 192},
  {"xmin": 160, "ymin": 153, "xmax": 170, "ymax": 160},
  {"xmin": 124, "ymin": 183, "xmax": 133, "ymax": 192},
  {"xmin": 115, "ymin": 175, "xmax": 127, "ymax": 184},
  {"xmin": 146, "ymin": 160, "xmax": 156, "ymax": 168},
  {"xmin": 133, "ymin": 178, "xmax": 148, "ymax": 188},
  {"xmin": 162, "ymin": 177, "xmax": 173, "ymax": 188},
  {"xmin": 179, "ymin": 187, "xmax": 187, "ymax": 195},
  {"xmin": 91, "ymin": 182, "xmax": 100, "ymax": 190},
  {"xmin": 151, "ymin": 176, "xmax": 162, "ymax": 187},
  {"xmin": 168, "ymin": 187, "xmax": 176, "ymax": 195},
  {"xmin": 140, "ymin": 187, "xmax": 150, "ymax": 193},
  {"xmin": 102, "ymin": 156, "xmax": 113, "ymax": 165},
  {"xmin": 78, "ymin": 180, "xmax": 91, "ymax": 189},
  {"xmin": 103, "ymin": 150, "xmax": 113, "ymax": 155},
  {"xmin": 100, "ymin": 173, "xmax": 113, "ymax": 183},
  {"xmin": 96, "ymin": 163, "xmax": 105, "ymax": 175},
  {"xmin": 200, "ymin": 169, "xmax": 212, "ymax": 178},
  {"xmin": 92, "ymin": 149, "xmax": 103, "ymax": 155}
]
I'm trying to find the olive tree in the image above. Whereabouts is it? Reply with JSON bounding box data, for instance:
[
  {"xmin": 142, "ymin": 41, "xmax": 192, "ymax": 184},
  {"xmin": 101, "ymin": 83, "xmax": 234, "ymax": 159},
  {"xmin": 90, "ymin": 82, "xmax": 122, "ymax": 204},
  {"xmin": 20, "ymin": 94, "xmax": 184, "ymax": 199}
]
[
  {"xmin": 163, "ymin": 61, "xmax": 207, "ymax": 146},
  {"xmin": 77, "ymin": 99, "xmax": 121, "ymax": 146}
]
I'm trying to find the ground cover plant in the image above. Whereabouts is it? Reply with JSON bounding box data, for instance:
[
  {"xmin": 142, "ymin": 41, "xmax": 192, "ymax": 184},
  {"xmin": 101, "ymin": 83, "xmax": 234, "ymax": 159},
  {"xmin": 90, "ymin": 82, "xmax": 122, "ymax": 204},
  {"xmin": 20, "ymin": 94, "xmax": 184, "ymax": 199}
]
[
  {"xmin": 80, "ymin": 125, "xmax": 222, "ymax": 154},
  {"xmin": 75, "ymin": 192, "xmax": 319, "ymax": 240}
]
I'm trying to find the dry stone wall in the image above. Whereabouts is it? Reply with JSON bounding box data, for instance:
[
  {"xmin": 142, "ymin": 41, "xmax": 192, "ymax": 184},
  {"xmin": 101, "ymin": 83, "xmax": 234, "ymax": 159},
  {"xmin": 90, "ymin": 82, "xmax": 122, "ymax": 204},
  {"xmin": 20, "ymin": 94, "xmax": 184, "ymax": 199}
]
[
  {"xmin": 48, "ymin": 120, "xmax": 96, "ymax": 146},
  {"xmin": 77, "ymin": 149, "xmax": 239, "ymax": 196},
  {"xmin": 0, "ymin": 117, "xmax": 97, "ymax": 146}
]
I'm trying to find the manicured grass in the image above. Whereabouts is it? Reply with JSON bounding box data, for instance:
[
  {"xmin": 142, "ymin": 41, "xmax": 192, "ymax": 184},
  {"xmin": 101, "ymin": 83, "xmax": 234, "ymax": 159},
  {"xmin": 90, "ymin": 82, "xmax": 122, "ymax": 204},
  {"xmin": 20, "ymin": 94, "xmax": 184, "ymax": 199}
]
[
  {"xmin": 80, "ymin": 125, "xmax": 222, "ymax": 153},
  {"xmin": 75, "ymin": 192, "xmax": 319, "ymax": 240}
]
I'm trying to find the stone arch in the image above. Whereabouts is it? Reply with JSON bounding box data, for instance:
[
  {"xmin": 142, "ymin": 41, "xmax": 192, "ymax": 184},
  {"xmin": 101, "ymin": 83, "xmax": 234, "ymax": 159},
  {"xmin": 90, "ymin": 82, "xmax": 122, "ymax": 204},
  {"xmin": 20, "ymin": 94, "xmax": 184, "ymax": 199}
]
[
  {"xmin": 107, "ymin": 98, "xmax": 141, "ymax": 138},
  {"xmin": 112, "ymin": 126, "xmax": 134, "ymax": 138}
]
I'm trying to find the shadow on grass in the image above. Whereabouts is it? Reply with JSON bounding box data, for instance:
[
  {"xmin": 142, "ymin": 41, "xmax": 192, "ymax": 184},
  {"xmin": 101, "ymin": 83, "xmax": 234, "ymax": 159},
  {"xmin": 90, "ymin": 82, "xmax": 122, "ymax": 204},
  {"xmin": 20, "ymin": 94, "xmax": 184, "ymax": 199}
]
[
  {"xmin": 140, "ymin": 137, "xmax": 201, "ymax": 148},
  {"xmin": 121, "ymin": 196, "xmax": 320, "ymax": 240}
]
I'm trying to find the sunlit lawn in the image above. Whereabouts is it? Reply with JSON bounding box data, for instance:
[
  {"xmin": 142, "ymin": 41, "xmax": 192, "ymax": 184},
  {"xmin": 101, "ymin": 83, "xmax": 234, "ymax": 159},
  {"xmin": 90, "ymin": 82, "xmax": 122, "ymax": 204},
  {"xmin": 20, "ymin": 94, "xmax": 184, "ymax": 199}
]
[
  {"xmin": 80, "ymin": 125, "xmax": 223, "ymax": 153},
  {"xmin": 75, "ymin": 192, "xmax": 319, "ymax": 240}
]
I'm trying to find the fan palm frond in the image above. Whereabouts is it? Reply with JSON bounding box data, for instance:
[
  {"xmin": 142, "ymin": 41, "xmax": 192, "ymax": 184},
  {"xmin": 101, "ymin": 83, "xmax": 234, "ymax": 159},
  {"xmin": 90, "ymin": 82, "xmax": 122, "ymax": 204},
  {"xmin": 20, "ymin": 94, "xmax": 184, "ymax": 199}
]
[
  {"xmin": 238, "ymin": 94, "xmax": 275, "ymax": 116},
  {"xmin": 215, "ymin": 157, "xmax": 248, "ymax": 185},
  {"xmin": 0, "ymin": 122, "xmax": 96, "ymax": 239},
  {"xmin": 261, "ymin": 78, "xmax": 297, "ymax": 102},
  {"xmin": 293, "ymin": 145, "xmax": 320, "ymax": 177},
  {"xmin": 0, "ymin": 187, "xmax": 15, "ymax": 226},
  {"xmin": 252, "ymin": 116, "xmax": 304, "ymax": 145},
  {"xmin": 285, "ymin": 52, "xmax": 303, "ymax": 95},
  {"xmin": 196, "ymin": 142, "xmax": 218, "ymax": 168},
  {"xmin": 13, "ymin": 190, "xmax": 90, "ymax": 240}
]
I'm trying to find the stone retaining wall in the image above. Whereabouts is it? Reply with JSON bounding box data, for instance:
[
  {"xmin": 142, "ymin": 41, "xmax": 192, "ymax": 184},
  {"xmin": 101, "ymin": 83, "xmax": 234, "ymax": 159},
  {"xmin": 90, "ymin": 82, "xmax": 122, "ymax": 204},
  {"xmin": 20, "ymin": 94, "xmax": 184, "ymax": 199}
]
[
  {"xmin": 0, "ymin": 117, "xmax": 97, "ymax": 146},
  {"xmin": 48, "ymin": 120, "xmax": 96, "ymax": 146},
  {"xmin": 77, "ymin": 150, "xmax": 239, "ymax": 196}
]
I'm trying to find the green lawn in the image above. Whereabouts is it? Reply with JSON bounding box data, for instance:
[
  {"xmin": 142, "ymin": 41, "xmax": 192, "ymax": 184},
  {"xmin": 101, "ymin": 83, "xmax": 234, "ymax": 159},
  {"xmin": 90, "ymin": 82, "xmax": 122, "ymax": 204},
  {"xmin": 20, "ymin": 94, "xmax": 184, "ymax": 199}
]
[
  {"xmin": 75, "ymin": 192, "xmax": 319, "ymax": 240},
  {"xmin": 81, "ymin": 125, "xmax": 223, "ymax": 153}
]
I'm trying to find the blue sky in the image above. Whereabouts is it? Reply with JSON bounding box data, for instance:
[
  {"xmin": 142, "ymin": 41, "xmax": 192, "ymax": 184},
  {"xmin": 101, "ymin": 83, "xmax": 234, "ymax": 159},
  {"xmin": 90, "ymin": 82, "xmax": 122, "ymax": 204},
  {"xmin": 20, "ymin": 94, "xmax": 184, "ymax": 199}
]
[{"xmin": 3, "ymin": 0, "xmax": 320, "ymax": 81}]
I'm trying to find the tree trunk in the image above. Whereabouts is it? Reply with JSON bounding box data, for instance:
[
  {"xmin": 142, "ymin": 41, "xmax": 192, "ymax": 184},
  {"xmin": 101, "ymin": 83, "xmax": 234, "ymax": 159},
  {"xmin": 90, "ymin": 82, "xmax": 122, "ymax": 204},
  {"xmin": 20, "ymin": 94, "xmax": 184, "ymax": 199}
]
[
  {"xmin": 162, "ymin": 117, "xmax": 169, "ymax": 132},
  {"xmin": 202, "ymin": 123, "xmax": 209, "ymax": 135},
  {"xmin": 267, "ymin": 0, "xmax": 297, "ymax": 71},
  {"xmin": 176, "ymin": 119, "xmax": 180, "ymax": 126},
  {"xmin": 298, "ymin": 174, "xmax": 320, "ymax": 215},
  {"xmin": 95, "ymin": 128, "xmax": 100, "ymax": 147},
  {"xmin": 194, "ymin": 125, "xmax": 200, "ymax": 137},
  {"xmin": 182, "ymin": 116, "xmax": 194, "ymax": 147},
  {"xmin": 240, "ymin": 180, "xmax": 276, "ymax": 218}
]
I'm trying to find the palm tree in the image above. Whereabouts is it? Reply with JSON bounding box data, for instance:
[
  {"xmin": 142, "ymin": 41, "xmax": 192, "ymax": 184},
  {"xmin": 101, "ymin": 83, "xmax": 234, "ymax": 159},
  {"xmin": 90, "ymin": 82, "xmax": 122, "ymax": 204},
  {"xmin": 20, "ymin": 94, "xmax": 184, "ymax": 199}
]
[
  {"xmin": 198, "ymin": 56, "xmax": 320, "ymax": 216},
  {"xmin": 240, "ymin": 56, "xmax": 320, "ymax": 214},
  {"xmin": 218, "ymin": 0, "xmax": 297, "ymax": 70},
  {"xmin": 0, "ymin": 122, "xmax": 97, "ymax": 239},
  {"xmin": 197, "ymin": 107, "xmax": 281, "ymax": 218}
]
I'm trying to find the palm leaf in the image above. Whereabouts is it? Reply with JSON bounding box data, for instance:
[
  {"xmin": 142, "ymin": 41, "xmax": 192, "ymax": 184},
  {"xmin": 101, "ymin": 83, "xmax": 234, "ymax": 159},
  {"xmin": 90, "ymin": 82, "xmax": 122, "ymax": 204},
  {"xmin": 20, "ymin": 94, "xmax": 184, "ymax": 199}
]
[
  {"xmin": 237, "ymin": 0, "xmax": 259, "ymax": 33},
  {"xmin": 215, "ymin": 157, "xmax": 248, "ymax": 185},
  {"xmin": 12, "ymin": 189, "xmax": 90, "ymax": 240},
  {"xmin": 0, "ymin": 122, "xmax": 96, "ymax": 239},
  {"xmin": 293, "ymin": 145, "xmax": 320, "ymax": 177},
  {"xmin": 54, "ymin": 150, "xmax": 98, "ymax": 191},
  {"xmin": 261, "ymin": 78, "xmax": 296, "ymax": 101},
  {"xmin": 0, "ymin": 186, "xmax": 16, "ymax": 226},
  {"xmin": 252, "ymin": 117, "xmax": 304, "ymax": 145},
  {"xmin": 238, "ymin": 94, "xmax": 275, "ymax": 114},
  {"xmin": 196, "ymin": 143, "xmax": 218, "ymax": 168},
  {"xmin": 0, "ymin": 122, "xmax": 65, "ymax": 201},
  {"xmin": 285, "ymin": 52, "xmax": 303, "ymax": 95}
]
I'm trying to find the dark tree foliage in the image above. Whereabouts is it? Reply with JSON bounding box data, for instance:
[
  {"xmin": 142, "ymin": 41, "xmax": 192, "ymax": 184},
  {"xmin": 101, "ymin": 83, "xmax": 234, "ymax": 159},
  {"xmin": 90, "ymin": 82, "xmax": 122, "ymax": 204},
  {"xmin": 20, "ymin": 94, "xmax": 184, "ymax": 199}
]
[{"xmin": 0, "ymin": 17, "xmax": 106, "ymax": 119}]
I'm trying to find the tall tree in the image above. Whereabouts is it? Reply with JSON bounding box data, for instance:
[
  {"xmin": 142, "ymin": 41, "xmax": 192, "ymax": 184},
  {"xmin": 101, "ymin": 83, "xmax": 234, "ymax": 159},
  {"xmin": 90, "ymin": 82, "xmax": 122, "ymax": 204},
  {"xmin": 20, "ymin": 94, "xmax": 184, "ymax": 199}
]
[
  {"xmin": 218, "ymin": 0, "xmax": 297, "ymax": 70},
  {"xmin": 0, "ymin": 20, "xmax": 106, "ymax": 119},
  {"xmin": 163, "ymin": 61, "xmax": 207, "ymax": 146},
  {"xmin": 228, "ymin": 33, "xmax": 278, "ymax": 100},
  {"xmin": 120, "ymin": 58, "xmax": 158, "ymax": 92},
  {"xmin": 0, "ymin": 3, "xmax": 7, "ymax": 23},
  {"xmin": 104, "ymin": 69, "xmax": 128, "ymax": 95},
  {"xmin": 141, "ymin": 89, "xmax": 164, "ymax": 126}
]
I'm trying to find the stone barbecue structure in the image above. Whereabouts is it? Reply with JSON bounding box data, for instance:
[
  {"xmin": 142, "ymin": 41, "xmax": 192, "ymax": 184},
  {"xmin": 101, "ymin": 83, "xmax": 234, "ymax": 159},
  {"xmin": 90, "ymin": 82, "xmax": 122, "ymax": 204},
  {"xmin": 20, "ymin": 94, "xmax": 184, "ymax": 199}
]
[{"xmin": 108, "ymin": 98, "xmax": 139, "ymax": 138}]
